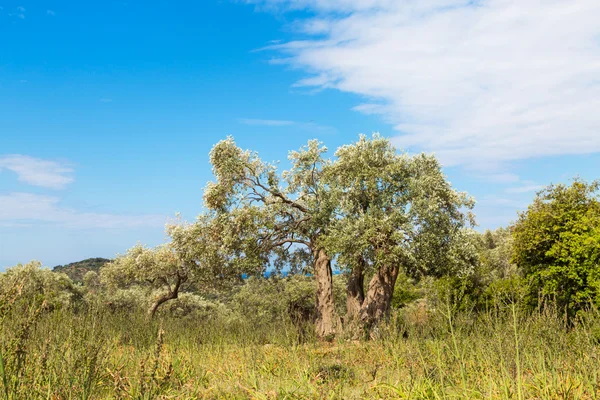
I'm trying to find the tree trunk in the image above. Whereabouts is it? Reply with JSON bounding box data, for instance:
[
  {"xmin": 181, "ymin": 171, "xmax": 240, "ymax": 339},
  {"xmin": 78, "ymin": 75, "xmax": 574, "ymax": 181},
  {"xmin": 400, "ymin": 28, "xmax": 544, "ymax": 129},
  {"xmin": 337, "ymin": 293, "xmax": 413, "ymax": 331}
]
[
  {"xmin": 148, "ymin": 292, "xmax": 177, "ymax": 318},
  {"xmin": 147, "ymin": 275, "xmax": 183, "ymax": 318},
  {"xmin": 314, "ymin": 248, "xmax": 341, "ymax": 339},
  {"xmin": 345, "ymin": 258, "xmax": 365, "ymax": 324},
  {"xmin": 359, "ymin": 264, "xmax": 400, "ymax": 333}
]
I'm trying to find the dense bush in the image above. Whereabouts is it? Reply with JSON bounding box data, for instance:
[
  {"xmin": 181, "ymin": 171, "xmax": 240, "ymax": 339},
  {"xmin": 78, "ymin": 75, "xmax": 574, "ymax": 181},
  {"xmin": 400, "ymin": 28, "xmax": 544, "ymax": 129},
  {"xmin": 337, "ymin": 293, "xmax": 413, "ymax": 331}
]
[
  {"xmin": 0, "ymin": 261, "xmax": 81, "ymax": 311},
  {"xmin": 513, "ymin": 180, "xmax": 600, "ymax": 318},
  {"xmin": 230, "ymin": 275, "xmax": 346, "ymax": 325}
]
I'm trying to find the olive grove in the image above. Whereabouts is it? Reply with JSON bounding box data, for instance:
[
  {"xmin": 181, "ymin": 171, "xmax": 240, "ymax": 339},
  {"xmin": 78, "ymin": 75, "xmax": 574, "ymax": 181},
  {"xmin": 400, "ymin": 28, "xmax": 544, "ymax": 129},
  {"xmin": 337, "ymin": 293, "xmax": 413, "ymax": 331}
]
[{"xmin": 43, "ymin": 135, "xmax": 600, "ymax": 340}]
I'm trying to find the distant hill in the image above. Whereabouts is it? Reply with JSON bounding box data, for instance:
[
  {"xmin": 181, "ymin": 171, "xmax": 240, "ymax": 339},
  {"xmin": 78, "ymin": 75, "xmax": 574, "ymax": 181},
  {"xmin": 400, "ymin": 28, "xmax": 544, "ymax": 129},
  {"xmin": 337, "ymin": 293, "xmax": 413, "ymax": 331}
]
[{"xmin": 53, "ymin": 258, "xmax": 111, "ymax": 283}]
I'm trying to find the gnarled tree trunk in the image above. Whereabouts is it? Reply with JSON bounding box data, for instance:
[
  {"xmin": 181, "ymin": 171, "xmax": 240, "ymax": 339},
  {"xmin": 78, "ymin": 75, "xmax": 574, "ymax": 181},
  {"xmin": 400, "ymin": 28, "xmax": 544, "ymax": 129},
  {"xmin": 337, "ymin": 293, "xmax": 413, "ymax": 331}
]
[
  {"xmin": 359, "ymin": 264, "xmax": 400, "ymax": 333},
  {"xmin": 345, "ymin": 258, "xmax": 365, "ymax": 324},
  {"xmin": 314, "ymin": 248, "xmax": 341, "ymax": 339},
  {"xmin": 148, "ymin": 275, "xmax": 185, "ymax": 318}
]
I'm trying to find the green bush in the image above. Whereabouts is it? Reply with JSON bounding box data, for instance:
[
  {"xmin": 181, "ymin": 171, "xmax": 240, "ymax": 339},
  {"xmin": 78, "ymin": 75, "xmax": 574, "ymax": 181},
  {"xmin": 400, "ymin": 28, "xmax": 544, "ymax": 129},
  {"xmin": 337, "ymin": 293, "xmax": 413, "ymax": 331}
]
[{"xmin": 512, "ymin": 179, "xmax": 600, "ymax": 318}]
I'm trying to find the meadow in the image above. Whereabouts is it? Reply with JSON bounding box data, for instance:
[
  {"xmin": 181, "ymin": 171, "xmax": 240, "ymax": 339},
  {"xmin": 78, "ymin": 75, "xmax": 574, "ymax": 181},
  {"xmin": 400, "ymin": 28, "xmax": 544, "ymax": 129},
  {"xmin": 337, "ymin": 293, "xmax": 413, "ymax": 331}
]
[
  {"xmin": 2, "ymin": 141, "xmax": 600, "ymax": 399},
  {"xmin": 2, "ymin": 297, "xmax": 599, "ymax": 399}
]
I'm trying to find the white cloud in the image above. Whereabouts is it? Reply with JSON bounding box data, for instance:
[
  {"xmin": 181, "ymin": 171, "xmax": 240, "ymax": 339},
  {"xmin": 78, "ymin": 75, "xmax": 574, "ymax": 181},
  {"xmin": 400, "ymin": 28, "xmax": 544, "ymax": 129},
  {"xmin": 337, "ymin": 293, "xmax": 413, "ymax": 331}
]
[
  {"xmin": 239, "ymin": 118, "xmax": 337, "ymax": 133},
  {"xmin": 250, "ymin": 0, "xmax": 600, "ymax": 168},
  {"xmin": 240, "ymin": 118, "xmax": 295, "ymax": 126},
  {"xmin": 477, "ymin": 194, "xmax": 528, "ymax": 208},
  {"xmin": 15, "ymin": 5, "xmax": 25, "ymax": 18},
  {"xmin": 0, "ymin": 222, "xmax": 32, "ymax": 228},
  {"xmin": 478, "ymin": 173, "xmax": 521, "ymax": 183},
  {"xmin": 505, "ymin": 184, "xmax": 544, "ymax": 194},
  {"xmin": 0, "ymin": 193, "xmax": 167, "ymax": 229},
  {"xmin": 0, "ymin": 155, "xmax": 74, "ymax": 189}
]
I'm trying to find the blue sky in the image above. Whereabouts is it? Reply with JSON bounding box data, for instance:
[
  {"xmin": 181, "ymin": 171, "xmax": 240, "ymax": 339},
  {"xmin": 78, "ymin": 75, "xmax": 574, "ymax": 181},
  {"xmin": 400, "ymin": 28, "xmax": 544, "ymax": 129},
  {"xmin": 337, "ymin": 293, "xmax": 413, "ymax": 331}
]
[{"xmin": 1, "ymin": 0, "xmax": 599, "ymax": 269}]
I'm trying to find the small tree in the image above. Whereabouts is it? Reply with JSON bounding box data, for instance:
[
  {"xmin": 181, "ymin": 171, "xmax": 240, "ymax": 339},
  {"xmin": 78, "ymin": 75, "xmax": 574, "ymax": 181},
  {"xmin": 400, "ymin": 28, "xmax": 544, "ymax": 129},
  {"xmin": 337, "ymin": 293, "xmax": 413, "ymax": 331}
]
[
  {"xmin": 478, "ymin": 228, "xmax": 521, "ymax": 304},
  {"xmin": 512, "ymin": 179, "xmax": 600, "ymax": 318},
  {"xmin": 101, "ymin": 244, "xmax": 190, "ymax": 317},
  {"xmin": 426, "ymin": 228, "xmax": 520, "ymax": 313},
  {"xmin": 101, "ymin": 213, "xmax": 256, "ymax": 317}
]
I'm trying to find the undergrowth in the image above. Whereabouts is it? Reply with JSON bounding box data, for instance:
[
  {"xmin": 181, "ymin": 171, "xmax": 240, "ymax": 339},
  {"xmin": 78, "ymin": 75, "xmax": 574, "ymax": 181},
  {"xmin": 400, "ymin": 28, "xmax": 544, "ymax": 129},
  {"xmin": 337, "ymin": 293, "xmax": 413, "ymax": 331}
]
[{"xmin": 1, "ymin": 297, "xmax": 599, "ymax": 399}]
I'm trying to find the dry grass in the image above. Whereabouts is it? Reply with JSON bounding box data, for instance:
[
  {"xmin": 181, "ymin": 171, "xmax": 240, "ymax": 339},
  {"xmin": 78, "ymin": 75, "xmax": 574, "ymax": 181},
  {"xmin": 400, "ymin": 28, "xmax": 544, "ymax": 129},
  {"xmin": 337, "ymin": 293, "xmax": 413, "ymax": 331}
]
[{"xmin": 1, "ymin": 301, "xmax": 599, "ymax": 399}]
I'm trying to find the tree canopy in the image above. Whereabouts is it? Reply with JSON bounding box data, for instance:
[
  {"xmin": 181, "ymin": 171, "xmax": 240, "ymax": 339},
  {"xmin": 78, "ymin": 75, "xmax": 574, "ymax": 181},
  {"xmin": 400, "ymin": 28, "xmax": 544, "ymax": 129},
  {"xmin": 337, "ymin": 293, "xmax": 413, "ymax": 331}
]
[
  {"xmin": 512, "ymin": 180, "xmax": 600, "ymax": 317},
  {"xmin": 323, "ymin": 134, "xmax": 475, "ymax": 332},
  {"xmin": 204, "ymin": 137, "xmax": 342, "ymax": 337},
  {"xmin": 101, "ymin": 212, "xmax": 262, "ymax": 316},
  {"xmin": 200, "ymin": 134, "xmax": 475, "ymax": 336}
]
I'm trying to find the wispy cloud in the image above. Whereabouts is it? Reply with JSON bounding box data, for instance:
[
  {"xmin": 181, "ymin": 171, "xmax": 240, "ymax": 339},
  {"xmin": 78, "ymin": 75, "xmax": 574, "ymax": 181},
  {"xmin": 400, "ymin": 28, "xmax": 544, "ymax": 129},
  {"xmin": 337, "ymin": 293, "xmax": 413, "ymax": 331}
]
[
  {"xmin": 47, "ymin": 10, "xmax": 55, "ymax": 16},
  {"xmin": 239, "ymin": 118, "xmax": 337, "ymax": 133},
  {"xmin": 99, "ymin": 98, "xmax": 113, "ymax": 103},
  {"xmin": 477, "ymin": 173, "xmax": 521, "ymax": 184},
  {"xmin": 239, "ymin": 118, "xmax": 295, "ymax": 127},
  {"xmin": 249, "ymin": 0, "xmax": 600, "ymax": 169},
  {"xmin": 0, "ymin": 222, "xmax": 33, "ymax": 228},
  {"xmin": 0, "ymin": 155, "xmax": 74, "ymax": 190},
  {"xmin": 505, "ymin": 184, "xmax": 544, "ymax": 194},
  {"xmin": 477, "ymin": 195, "xmax": 528, "ymax": 209},
  {"xmin": 0, "ymin": 193, "xmax": 167, "ymax": 229}
]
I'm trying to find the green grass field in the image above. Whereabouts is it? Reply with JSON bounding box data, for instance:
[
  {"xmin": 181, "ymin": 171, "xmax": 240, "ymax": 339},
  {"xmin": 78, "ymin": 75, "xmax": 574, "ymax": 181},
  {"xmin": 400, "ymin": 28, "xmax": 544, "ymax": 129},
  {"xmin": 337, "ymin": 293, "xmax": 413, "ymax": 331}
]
[{"xmin": 2, "ymin": 300, "xmax": 599, "ymax": 399}]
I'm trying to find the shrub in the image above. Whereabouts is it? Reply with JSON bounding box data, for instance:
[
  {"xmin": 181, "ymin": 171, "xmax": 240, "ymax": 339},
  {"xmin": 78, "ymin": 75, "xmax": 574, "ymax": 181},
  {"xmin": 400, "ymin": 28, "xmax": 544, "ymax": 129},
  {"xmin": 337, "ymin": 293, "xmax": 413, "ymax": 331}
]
[
  {"xmin": 0, "ymin": 261, "xmax": 81, "ymax": 311},
  {"xmin": 512, "ymin": 179, "xmax": 600, "ymax": 318}
]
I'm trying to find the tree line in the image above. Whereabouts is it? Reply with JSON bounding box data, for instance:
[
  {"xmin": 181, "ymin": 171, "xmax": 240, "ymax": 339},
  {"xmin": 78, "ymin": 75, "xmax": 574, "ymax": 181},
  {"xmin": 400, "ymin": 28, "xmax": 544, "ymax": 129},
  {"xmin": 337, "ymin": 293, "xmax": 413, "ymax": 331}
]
[{"xmin": 2, "ymin": 134, "xmax": 599, "ymax": 339}]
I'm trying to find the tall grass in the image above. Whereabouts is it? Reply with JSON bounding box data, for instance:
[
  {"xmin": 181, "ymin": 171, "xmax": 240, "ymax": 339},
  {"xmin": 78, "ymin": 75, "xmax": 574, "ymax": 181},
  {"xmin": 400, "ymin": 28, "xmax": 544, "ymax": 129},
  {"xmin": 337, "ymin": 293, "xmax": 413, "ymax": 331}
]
[{"xmin": 0, "ymin": 297, "xmax": 599, "ymax": 399}]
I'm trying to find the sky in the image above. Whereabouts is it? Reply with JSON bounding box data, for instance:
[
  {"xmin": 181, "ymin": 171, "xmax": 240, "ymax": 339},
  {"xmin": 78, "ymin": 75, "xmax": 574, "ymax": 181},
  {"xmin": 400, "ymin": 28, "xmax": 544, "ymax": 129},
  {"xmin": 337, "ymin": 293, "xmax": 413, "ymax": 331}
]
[{"xmin": 1, "ymin": 0, "xmax": 599, "ymax": 269}]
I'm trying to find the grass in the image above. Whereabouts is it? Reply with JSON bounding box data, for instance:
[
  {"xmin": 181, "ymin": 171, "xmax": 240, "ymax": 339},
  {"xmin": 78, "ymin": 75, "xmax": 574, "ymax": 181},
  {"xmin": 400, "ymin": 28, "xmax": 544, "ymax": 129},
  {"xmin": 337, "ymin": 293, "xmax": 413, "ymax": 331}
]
[{"xmin": 1, "ymin": 299, "xmax": 599, "ymax": 399}]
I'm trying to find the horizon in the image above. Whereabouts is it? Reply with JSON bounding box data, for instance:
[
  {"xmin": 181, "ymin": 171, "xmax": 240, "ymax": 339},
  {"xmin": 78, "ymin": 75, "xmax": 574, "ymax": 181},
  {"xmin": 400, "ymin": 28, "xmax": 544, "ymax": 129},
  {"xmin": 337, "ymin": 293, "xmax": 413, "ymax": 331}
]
[{"xmin": 2, "ymin": 0, "xmax": 599, "ymax": 269}]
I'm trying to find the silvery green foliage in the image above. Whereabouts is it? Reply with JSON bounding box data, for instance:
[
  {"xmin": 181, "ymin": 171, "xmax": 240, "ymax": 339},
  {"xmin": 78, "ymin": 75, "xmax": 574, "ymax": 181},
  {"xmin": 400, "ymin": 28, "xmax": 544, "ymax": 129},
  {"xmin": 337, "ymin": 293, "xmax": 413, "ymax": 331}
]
[
  {"xmin": 100, "ymin": 243, "xmax": 193, "ymax": 315},
  {"xmin": 231, "ymin": 275, "xmax": 346, "ymax": 324},
  {"xmin": 83, "ymin": 270, "xmax": 101, "ymax": 290},
  {"xmin": 159, "ymin": 292, "xmax": 230, "ymax": 319},
  {"xmin": 417, "ymin": 228, "xmax": 520, "ymax": 313},
  {"xmin": 90, "ymin": 285, "xmax": 226, "ymax": 317},
  {"xmin": 167, "ymin": 212, "xmax": 265, "ymax": 284},
  {"xmin": 478, "ymin": 228, "xmax": 517, "ymax": 283},
  {"xmin": 101, "ymin": 244, "xmax": 190, "ymax": 290},
  {"xmin": 204, "ymin": 134, "xmax": 476, "ymax": 282},
  {"xmin": 0, "ymin": 261, "xmax": 80, "ymax": 309},
  {"xmin": 101, "ymin": 212, "xmax": 261, "ymax": 311},
  {"xmin": 204, "ymin": 136, "xmax": 335, "ymax": 272},
  {"xmin": 324, "ymin": 134, "xmax": 476, "ymax": 279},
  {"xmin": 101, "ymin": 286, "xmax": 150, "ymax": 312}
]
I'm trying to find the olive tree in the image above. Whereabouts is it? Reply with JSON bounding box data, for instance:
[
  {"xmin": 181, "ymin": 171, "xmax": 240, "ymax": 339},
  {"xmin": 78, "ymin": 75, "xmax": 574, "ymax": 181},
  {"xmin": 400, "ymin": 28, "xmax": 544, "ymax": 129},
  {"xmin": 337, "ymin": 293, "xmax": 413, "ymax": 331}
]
[
  {"xmin": 101, "ymin": 213, "xmax": 257, "ymax": 317},
  {"xmin": 325, "ymin": 134, "xmax": 475, "ymax": 331},
  {"xmin": 101, "ymin": 244, "xmax": 191, "ymax": 317},
  {"xmin": 204, "ymin": 137, "xmax": 342, "ymax": 337}
]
